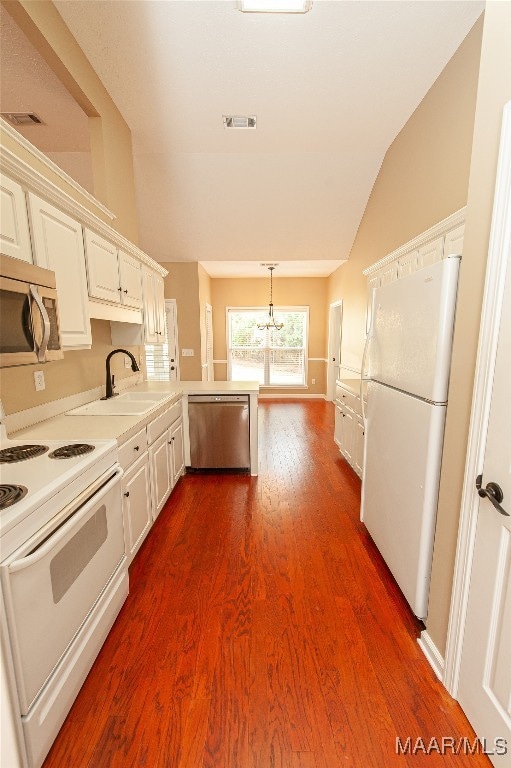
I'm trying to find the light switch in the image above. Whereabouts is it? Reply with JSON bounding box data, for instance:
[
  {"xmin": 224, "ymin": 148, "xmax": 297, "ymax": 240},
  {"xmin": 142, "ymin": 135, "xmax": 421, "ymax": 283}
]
[{"xmin": 181, "ymin": 349, "xmax": 194, "ymax": 357}]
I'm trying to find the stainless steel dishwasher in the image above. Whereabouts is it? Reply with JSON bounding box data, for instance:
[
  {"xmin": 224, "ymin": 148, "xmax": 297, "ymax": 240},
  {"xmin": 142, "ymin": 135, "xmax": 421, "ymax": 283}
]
[{"xmin": 188, "ymin": 394, "xmax": 250, "ymax": 470}]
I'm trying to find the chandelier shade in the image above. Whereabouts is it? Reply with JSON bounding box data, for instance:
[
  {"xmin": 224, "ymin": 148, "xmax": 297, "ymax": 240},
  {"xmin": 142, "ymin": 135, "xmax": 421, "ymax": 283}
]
[{"xmin": 257, "ymin": 266, "xmax": 284, "ymax": 331}]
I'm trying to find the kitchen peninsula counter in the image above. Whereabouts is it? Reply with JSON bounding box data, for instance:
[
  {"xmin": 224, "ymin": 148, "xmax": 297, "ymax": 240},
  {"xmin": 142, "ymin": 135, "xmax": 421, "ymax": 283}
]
[{"xmin": 13, "ymin": 380, "xmax": 260, "ymax": 476}]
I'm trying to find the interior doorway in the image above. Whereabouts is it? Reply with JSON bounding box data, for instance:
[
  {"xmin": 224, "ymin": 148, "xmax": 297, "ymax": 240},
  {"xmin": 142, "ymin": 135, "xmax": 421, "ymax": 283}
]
[{"xmin": 326, "ymin": 300, "xmax": 343, "ymax": 401}]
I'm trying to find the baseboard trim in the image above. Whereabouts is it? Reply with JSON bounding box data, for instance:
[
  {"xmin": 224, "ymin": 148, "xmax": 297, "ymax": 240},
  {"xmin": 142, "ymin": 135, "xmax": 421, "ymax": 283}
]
[{"xmin": 418, "ymin": 631, "xmax": 445, "ymax": 682}]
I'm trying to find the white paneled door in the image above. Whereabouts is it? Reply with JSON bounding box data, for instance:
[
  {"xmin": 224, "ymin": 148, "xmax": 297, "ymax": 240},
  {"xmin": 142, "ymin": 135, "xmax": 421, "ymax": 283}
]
[{"xmin": 457, "ymin": 223, "xmax": 511, "ymax": 767}]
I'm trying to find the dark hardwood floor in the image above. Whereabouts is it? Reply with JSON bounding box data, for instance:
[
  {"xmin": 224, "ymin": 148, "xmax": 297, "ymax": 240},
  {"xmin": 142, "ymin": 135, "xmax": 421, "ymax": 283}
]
[{"xmin": 43, "ymin": 400, "xmax": 489, "ymax": 767}]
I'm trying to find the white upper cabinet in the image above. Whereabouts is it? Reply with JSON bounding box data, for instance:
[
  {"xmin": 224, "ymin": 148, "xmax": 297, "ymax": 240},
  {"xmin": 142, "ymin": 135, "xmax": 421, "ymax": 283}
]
[
  {"xmin": 118, "ymin": 251, "xmax": 143, "ymax": 309},
  {"xmin": 417, "ymin": 236, "xmax": 444, "ymax": 270},
  {"xmin": 443, "ymin": 224, "xmax": 465, "ymax": 259},
  {"xmin": 0, "ymin": 175, "xmax": 32, "ymax": 263},
  {"xmin": 142, "ymin": 267, "xmax": 166, "ymax": 343},
  {"xmin": 85, "ymin": 230, "xmax": 143, "ymax": 310},
  {"xmin": 27, "ymin": 193, "xmax": 92, "ymax": 348}
]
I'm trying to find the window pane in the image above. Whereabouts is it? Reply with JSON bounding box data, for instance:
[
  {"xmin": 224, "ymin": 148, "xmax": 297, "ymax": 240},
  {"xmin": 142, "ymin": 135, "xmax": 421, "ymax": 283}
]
[
  {"xmin": 270, "ymin": 312, "xmax": 305, "ymax": 348},
  {"xmin": 230, "ymin": 312, "xmax": 266, "ymax": 348},
  {"xmin": 231, "ymin": 348, "xmax": 265, "ymax": 383},
  {"xmin": 269, "ymin": 349, "xmax": 305, "ymax": 385}
]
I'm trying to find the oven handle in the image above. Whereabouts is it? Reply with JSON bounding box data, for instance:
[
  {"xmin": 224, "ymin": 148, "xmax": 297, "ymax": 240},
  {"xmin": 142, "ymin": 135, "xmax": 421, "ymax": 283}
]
[
  {"xmin": 30, "ymin": 284, "xmax": 51, "ymax": 363},
  {"xmin": 7, "ymin": 467, "xmax": 123, "ymax": 573}
]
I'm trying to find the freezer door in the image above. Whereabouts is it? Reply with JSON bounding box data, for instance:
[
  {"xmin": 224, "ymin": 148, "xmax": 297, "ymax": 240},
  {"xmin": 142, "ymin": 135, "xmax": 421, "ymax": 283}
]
[
  {"xmin": 360, "ymin": 381, "xmax": 446, "ymax": 619},
  {"xmin": 368, "ymin": 256, "xmax": 460, "ymax": 402}
]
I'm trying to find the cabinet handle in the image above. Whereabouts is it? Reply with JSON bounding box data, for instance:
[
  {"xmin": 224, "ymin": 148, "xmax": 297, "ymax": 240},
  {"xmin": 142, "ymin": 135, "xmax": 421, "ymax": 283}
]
[
  {"xmin": 118, "ymin": 286, "xmax": 123, "ymax": 292},
  {"xmin": 123, "ymin": 289, "xmax": 128, "ymax": 294},
  {"xmin": 124, "ymin": 491, "xmax": 130, "ymax": 498},
  {"xmin": 134, "ymin": 445, "xmax": 140, "ymax": 451}
]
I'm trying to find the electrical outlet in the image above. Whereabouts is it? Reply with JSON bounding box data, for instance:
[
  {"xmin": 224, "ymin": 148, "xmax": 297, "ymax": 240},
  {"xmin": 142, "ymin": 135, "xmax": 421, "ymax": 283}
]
[
  {"xmin": 34, "ymin": 370, "xmax": 45, "ymax": 392},
  {"xmin": 312, "ymin": 378, "xmax": 316, "ymax": 385}
]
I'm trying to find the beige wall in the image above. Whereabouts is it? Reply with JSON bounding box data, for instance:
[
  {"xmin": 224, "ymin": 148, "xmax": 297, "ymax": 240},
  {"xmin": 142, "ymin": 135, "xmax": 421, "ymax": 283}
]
[
  {"xmin": 0, "ymin": 320, "xmax": 140, "ymax": 415},
  {"xmin": 328, "ymin": 16, "xmax": 483, "ymax": 374},
  {"xmin": 161, "ymin": 262, "xmax": 202, "ymax": 381},
  {"xmin": 2, "ymin": 0, "xmax": 138, "ymax": 243},
  {"xmin": 327, "ymin": 15, "xmax": 485, "ymax": 651},
  {"xmin": 211, "ymin": 276, "xmax": 327, "ymax": 395},
  {"xmin": 0, "ymin": 0, "xmax": 143, "ymax": 417},
  {"xmin": 428, "ymin": 2, "xmax": 511, "ymax": 654}
]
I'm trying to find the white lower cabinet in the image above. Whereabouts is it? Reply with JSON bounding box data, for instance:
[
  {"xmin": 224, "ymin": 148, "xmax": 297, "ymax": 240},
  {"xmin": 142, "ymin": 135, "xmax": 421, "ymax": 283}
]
[
  {"xmin": 149, "ymin": 430, "xmax": 173, "ymax": 519},
  {"xmin": 121, "ymin": 453, "xmax": 152, "ymax": 564},
  {"xmin": 334, "ymin": 382, "xmax": 364, "ymax": 479},
  {"xmin": 118, "ymin": 397, "xmax": 183, "ymax": 562},
  {"xmin": 169, "ymin": 418, "xmax": 184, "ymax": 484}
]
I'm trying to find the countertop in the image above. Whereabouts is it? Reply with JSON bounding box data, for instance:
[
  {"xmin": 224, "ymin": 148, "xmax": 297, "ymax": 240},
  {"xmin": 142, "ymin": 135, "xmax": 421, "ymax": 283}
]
[{"xmin": 13, "ymin": 381, "xmax": 260, "ymax": 445}]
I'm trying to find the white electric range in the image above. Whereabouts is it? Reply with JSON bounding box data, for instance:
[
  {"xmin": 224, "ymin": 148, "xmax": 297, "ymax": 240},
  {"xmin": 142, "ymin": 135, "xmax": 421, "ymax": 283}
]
[{"xmin": 0, "ymin": 434, "xmax": 128, "ymax": 768}]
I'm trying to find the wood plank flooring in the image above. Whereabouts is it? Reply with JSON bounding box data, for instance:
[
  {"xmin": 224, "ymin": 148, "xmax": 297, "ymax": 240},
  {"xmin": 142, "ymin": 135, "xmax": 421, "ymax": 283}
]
[{"xmin": 43, "ymin": 400, "xmax": 489, "ymax": 768}]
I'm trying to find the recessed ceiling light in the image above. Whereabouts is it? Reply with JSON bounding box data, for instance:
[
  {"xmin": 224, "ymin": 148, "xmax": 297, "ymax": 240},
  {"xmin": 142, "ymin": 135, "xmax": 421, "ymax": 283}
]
[{"xmin": 239, "ymin": 0, "xmax": 312, "ymax": 13}]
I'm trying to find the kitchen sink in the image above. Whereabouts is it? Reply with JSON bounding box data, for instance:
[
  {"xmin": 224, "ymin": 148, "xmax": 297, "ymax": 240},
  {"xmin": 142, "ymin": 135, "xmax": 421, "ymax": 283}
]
[
  {"xmin": 66, "ymin": 399, "xmax": 161, "ymax": 417},
  {"xmin": 116, "ymin": 392, "xmax": 169, "ymax": 402}
]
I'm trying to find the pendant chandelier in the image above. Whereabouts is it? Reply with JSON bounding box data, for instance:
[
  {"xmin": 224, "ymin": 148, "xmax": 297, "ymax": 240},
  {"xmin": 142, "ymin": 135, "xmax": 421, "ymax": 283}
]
[{"xmin": 257, "ymin": 265, "xmax": 284, "ymax": 331}]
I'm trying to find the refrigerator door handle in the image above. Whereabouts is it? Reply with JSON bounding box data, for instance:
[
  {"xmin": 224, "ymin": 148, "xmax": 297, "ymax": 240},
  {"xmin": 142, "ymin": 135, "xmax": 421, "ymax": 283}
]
[{"xmin": 360, "ymin": 330, "xmax": 373, "ymax": 427}]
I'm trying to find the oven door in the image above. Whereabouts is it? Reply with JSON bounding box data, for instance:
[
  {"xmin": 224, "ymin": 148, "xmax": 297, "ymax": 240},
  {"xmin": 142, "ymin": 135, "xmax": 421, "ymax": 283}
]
[{"xmin": 0, "ymin": 467, "xmax": 124, "ymax": 715}]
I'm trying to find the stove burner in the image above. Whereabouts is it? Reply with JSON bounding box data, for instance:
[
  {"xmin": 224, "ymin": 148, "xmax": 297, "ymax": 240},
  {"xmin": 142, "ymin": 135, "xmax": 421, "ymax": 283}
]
[
  {"xmin": 0, "ymin": 484, "xmax": 28, "ymax": 510},
  {"xmin": 0, "ymin": 445, "xmax": 49, "ymax": 464},
  {"xmin": 48, "ymin": 443, "xmax": 96, "ymax": 460}
]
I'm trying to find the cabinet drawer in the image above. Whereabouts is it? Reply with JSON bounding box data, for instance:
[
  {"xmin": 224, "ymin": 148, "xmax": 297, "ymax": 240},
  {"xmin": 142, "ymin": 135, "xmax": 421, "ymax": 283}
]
[
  {"xmin": 335, "ymin": 386, "xmax": 360, "ymax": 415},
  {"xmin": 147, "ymin": 409, "xmax": 173, "ymax": 445},
  {"xmin": 118, "ymin": 427, "xmax": 148, "ymax": 470}
]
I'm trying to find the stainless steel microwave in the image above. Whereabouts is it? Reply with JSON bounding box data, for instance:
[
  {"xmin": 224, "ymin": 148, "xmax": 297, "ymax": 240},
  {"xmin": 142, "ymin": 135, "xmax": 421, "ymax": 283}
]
[{"xmin": 0, "ymin": 254, "xmax": 63, "ymax": 367}]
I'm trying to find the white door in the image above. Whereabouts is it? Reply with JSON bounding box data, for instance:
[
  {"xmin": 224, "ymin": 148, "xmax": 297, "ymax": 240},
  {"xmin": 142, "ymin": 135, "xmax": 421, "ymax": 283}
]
[
  {"xmin": 118, "ymin": 251, "xmax": 143, "ymax": 309},
  {"xmin": 205, "ymin": 303, "xmax": 214, "ymax": 382},
  {"xmin": 326, "ymin": 301, "xmax": 342, "ymax": 401},
  {"xmin": 165, "ymin": 300, "xmax": 179, "ymax": 381},
  {"xmin": 456, "ymin": 125, "xmax": 511, "ymax": 763}
]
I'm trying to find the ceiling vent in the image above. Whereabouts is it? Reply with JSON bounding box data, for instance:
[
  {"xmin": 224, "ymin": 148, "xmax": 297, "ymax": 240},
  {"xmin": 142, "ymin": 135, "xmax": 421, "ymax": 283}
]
[
  {"xmin": 260, "ymin": 262, "xmax": 279, "ymax": 267},
  {"xmin": 1, "ymin": 112, "xmax": 44, "ymax": 126},
  {"xmin": 223, "ymin": 115, "xmax": 256, "ymax": 129}
]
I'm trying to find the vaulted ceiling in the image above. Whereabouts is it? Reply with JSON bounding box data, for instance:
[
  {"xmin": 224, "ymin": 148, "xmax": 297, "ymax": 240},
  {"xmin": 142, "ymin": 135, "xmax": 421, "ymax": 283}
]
[{"xmin": 3, "ymin": 1, "xmax": 483, "ymax": 276}]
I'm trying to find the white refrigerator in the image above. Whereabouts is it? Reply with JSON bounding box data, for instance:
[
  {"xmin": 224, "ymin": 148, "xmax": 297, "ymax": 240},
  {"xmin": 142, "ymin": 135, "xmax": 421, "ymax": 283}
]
[{"xmin": 360, "ymin": 255, "xmax": 460, "ymax": 619}]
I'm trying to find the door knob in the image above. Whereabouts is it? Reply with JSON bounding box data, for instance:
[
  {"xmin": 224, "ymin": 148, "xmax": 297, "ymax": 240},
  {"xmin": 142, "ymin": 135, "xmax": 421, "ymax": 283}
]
[{"xmin": 475, "ymin": 475, "xmax": 509, "ymax": 516}]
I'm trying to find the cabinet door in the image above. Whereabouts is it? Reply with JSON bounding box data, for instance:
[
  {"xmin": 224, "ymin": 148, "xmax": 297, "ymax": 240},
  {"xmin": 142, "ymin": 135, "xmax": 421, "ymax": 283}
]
[
  {"xmin": 354, "ymin": 417, "xmax": 365, "ymax": 479},
  {"xmin": 28, "ymin": 193, "xmax": 92, "ymax": 348},
  {"xmin": 118, "ymin": 251, "xmax": 143, "ymax": 309},
  {"xmin": 366, "ymin": 273, "xmax": 380, "ymax": 334},
  {"xmin": 84, "ymin": 229, "xmax": 120, "ymax": 304},
  {"xmin": 417, "ymin": 236, "xmax": 444, "ymax": 270},
  {"xmin": 122, "ymin": 453, "xmax": 152, "ymax": 564},
  {"xmin": 0, "ymin": 175, "xmax": 32, "ymax": 263},
  {"xmin": 341, "ymin": 405, "xmax": 355, "ymax": 464},
  {"xmin": 149, "ymin": 430, "xmax": 172, "ymax": 519},
  {"xmin": 154, "ymin": 274, "xmax": 167, "ymax": 340},
  {"xmin": 397, "ymin": 249, "xmax": 418, "ymax": 279},
  {"xmin": 142, "ymin": 267, "xmax": 158, "ymax": 343},
  {"xmin": 334, "ymin": 403, "xmax": 343, "ymax": 448},
  {"xmin": 443, "ymin": 224, "xmax": 464, "ymax": 259},
  {"xmin": 169, "ymin": 418, "xmax": 184, "ymax": 485}
]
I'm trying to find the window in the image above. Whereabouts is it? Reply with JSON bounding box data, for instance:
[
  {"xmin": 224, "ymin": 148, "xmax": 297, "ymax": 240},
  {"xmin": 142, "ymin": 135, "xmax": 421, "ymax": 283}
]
[
  {"xmin": 227, "ymin": 308, "xmax": 308, "ymax": 386},
  {"xmin": 145, "ymin": 341, "xmax": 170, "ymax": 381}
]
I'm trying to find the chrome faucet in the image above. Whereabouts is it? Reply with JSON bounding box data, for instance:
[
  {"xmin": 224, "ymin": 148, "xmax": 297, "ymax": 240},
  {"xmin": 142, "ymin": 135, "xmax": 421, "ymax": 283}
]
[{"xmin": 102, "ymin": 349, "xmax": 140, "ymax": 400}]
